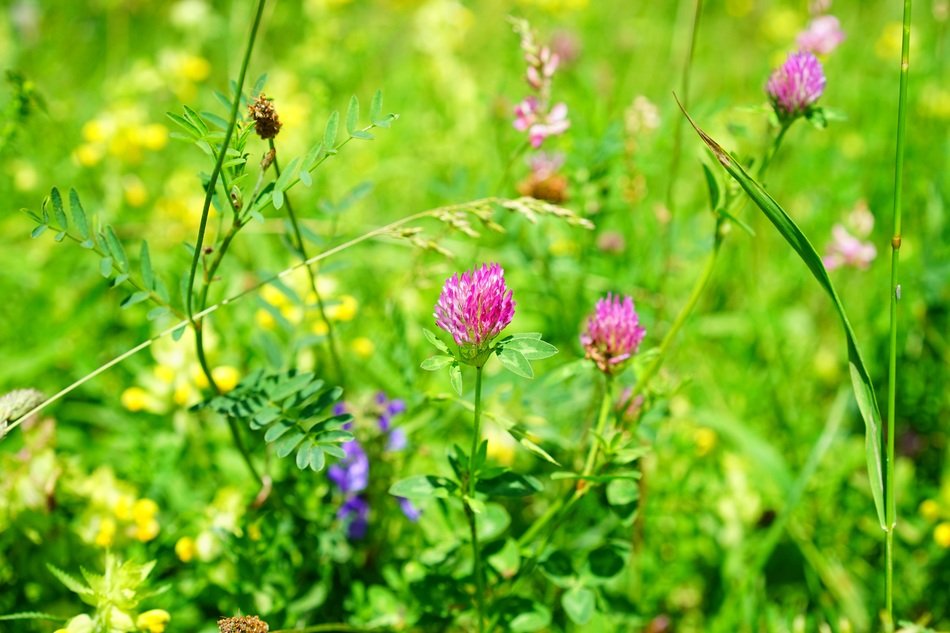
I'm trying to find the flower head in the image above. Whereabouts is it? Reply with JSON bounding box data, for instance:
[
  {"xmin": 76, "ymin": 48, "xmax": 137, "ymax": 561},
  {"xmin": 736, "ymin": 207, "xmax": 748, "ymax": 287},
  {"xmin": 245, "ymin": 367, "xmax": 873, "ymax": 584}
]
[
  {"xmin": 218, "ymin": 615, "xmax": 269, "ymax": 633},
  {"xmin": 328, "ymin": 440, "xmax": 369, "ymax": 494},
  {"xmin": 136, "ymin": 610, "xmax": 171, "ymax": 633},
  {"xmin": 338, "ymin": 495, "xmax": 370, "ymax": 539},
  {"xmin": 580, "ymin": 294, "xmax": 646, "ymax": 374},
  {"xmin": 434, "ymin": 263, "xmax": 515, "ymax": 351},
  {"xmin": 796, "ymin": 15, "xmax": 845, "ymax": 56},
  {"xmin": 247, "ymin": 94, "xmax": 281, "ymax": 140},
  {"xmin": 823, "ymin": 224, "xmax": 877, "ymax": 271},
  {"xmin": 766, "ymin": 51, "xmax": 826, "ymax": 121}
]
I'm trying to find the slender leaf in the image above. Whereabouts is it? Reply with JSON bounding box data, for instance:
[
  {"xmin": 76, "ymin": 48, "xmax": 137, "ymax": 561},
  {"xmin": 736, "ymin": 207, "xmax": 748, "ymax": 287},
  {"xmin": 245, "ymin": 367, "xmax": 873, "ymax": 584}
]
[
  {"xmin": 346, "ymin": 95, "xmax": 359, "ymax": 134},
  {"xmin": 69, "ymin": 189, "xmax": 89, "ymax": 239},
  {"xmin": 422, "ymin": 328, "xmax": 450, "ymax": 353},
  {"xmin": 50, "ymin": 188, "xmax": 67, "ymax": 230},
  {"xmin": 680, "ymin": 102, "xmax": 886, "ymax": 528},
  {"xmin": 323, "ymin": 111, "xmax": 339, "ymax": 147},
  {"xmin": 140, "ymin": 241, "xmax": 154, "ymax": 289},
  {"xmin": 104, "ymin": 226, "xmax": 129, "ymax": 272},
  {"xmin": 502, "ymin": 337, "xmax": 558, "ymax": 360}
]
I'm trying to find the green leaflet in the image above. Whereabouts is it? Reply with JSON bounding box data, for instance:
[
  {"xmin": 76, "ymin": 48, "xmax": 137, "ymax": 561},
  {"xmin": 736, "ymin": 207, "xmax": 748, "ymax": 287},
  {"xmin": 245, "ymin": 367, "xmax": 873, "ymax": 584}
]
[{"xmin": 680, "ymin": 102, "xmax": 886, "ymax": 529}]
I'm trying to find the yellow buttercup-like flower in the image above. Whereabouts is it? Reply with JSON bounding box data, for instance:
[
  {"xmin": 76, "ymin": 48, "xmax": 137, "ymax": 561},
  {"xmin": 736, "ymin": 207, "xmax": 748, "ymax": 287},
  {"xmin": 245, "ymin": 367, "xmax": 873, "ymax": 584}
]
[
  {"xmin": 327, "ymin": 295, "xmax": 358, "ymax": 321},
  {"xmin": 352, "ymin": 337, "xmax": 375, "ymax": 358},
  {"xmin": 175, "ymin": 536, "xmax": 196, "ymax": 562},
  {"xmin": 134, "ymin": 518, "xmax": 160, "ymax": 542},
  {"xmin": 95, "ymin": 517, "xmax": 116, "ymax": 548},
  {"xmin": 212, "ymin": 366, "xmax": 241, "ymax": 393},
  {"xmin": 121, "ymin": 387, "xmax": 151, "ymax": 412},
  {"xmin": 133, "ymin": 498, "xmax": 159, "ymax": 523},
  {"xmin": 136, "ymin": 609, "xmax": 171, "ymax": 633},
  {"xmin": 935, "ymin": 522, "xmax": 950, "ymax": 548},
  {"xmin": 920, "ymin": 499, "xmax": 941, "ymax": 521}
]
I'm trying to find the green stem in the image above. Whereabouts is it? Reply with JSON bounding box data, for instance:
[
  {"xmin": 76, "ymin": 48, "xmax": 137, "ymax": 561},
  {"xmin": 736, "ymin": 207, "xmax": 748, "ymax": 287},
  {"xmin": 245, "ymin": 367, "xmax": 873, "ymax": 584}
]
[
  {"xmin": 757, "ymin": 121, "xmax": 790, "ymax": 181},
  {"xmin": 467, "ymin": 365, "xmax": 486, "ymax": 633},
  {"xmin": 268, "ymin": 138, "xmax": 346, "ymax": 387},
  {"xmin": 885, "ymin": 0, "xmax": 912, "ymax": 626},
  {"xmin": 495, "ymin": 140, "xmax": 530, "ymax": 194},
  {"xmin": 663, "ymin": 0, "xmax": 704, "ymax": 246},
  {"xmin": 185, "ymin": 0, "xmax": 266, "ymax": 487},
  {"xmin": 185, "ymin": 0, "xmax": 266, "ymax": 320},
  {"xmin": 616, "ymin": 219, "xmax": 723, "ymax": 415}
]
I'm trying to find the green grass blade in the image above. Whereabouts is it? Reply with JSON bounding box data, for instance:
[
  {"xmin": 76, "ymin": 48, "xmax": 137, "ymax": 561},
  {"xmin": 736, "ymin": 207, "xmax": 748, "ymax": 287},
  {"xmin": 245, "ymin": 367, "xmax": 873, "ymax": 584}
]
[{"xmin": 678, "ymin": 101, "xmax": 886, "ymax": 529}]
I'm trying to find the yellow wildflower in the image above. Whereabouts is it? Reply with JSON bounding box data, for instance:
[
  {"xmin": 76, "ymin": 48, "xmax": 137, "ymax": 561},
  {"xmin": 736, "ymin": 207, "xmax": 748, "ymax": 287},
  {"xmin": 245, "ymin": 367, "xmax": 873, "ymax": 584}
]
[
  {"xmin": 181, "ymin": 55, "xmax": 211, "ymax": 82},
  {"xmin": 920, "ymin": 499, "xmax": 941, "ymax": 521},
  {"xmin": 95, "ymin": 517, "xmax": 116, "ymax": 547},
  {"xmin": 695, "ymin": 428, "xmax": 717, "ymax": 456},
  {"xmin": 123, "ymin": 178, "xmax": 148, "ymax": 207},
  {"xmin": 136, "ymin": 609, "xmax": 171, "ymax": 633},
  {"xmin": 261, "ymin": 284, "xmax": 291, "ymax": 307},
  {"xmin": 153, "ymin": 364, "xmax": 176, "ymax": 384},
  {"xmin": 193, "ymin": 369, "xmax": 210, "ymax": 390},
  {"xmin": 255, "ymin": 309, "xmax": 277, "ymax": 330},
  {"xmin": 311, "ymin": 320, "xmax": 329, "ymax": 336},
  {"xmin": 132, "ymin": 498, "xmax": 159, "ymax": 523},
  {"xmin": 173, "ymin": 383, "xmax": 193, "ymax": 406},
  {"xmin": 82, "ymin": 119, "xmax": 110, "ymax": 143},
  {"xmin": 935, "ymin": 522, "xmax": 950, "ymax": 548},
  {"xmin": 352, "ymin": 337, "xmax": 375, "ymax": 358},
  {"xmin": 212, "ymin": 366, "xmax": 241, "ymax": 393},
  {"xmin": 248, "ymin": 523, "xmax": 262, "ymax": 541},
  {"xmin": 175, "ymin": 536, "xmax": 195, "ymax": 563},
  {"xmin": 121, "ymin": 387, "xmax": 150, "ymax": 412},
  {"xmin": 114, "ymin": 494, "xmax": 135, "ymax": 520},
  {"xmin": 75, "ymin": 144, "xmax": 104, "ymax": 167},
  {"xmin": 327, "ymin": 295, "xmax": 358, "ymax": 321},
  {"xmin": 139, "ymin": 123, "xmax": 168, "ymax": 151},
  {"xmin": 135, "ymin": 518, "xmax": 160, "ymax": 542}
]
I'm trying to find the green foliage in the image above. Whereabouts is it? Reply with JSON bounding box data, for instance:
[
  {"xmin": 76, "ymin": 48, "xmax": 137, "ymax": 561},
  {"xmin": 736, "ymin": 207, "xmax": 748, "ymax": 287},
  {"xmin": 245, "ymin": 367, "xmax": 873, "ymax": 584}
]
[{"xmin": 200, "ymin": 369, "xmax": 353, "ymax": 472}]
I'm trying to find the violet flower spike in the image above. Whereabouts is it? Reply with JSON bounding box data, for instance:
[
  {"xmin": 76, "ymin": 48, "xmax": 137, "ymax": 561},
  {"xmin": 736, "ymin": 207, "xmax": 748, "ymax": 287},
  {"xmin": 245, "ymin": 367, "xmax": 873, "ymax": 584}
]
[
  {"xmin": 766, "ymin": 50, "xmax": 826, "ymax": 121},
  {"xmin": 434, "ymin": 262, "xmax": 515, "ymax": 353},
  {"xmin": 581, "ymin": 293, "xmax": 646, "ymax": 375}
]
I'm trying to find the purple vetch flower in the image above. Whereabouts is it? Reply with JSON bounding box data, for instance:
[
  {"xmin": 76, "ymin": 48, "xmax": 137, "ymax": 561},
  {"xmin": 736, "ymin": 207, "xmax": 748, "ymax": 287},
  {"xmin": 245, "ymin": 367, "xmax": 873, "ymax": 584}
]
[
  {"xmin": 338, "ymin": 496, "xmax": 370, "ymax": 539},
  {"xmin": 766, "ymin": 51, "xmax": 826, "ymax": 121},
  {"xmin": 398, "ymin": 497, "xmax": 421, "ymax": 522},
  {"xmin": 328, "ymin": 440, "xmax": 369, "ymax": 494},
  {"xmin": 580, "ymin": 294, "xmax": 647, "ymax": 374},
  {"xmin": 434, "ymin": 263, "xmax": 515, "ymax": 350},
  {"xmin": 796, "ymin": 15, "xmax": 845, "ymax": 56}
]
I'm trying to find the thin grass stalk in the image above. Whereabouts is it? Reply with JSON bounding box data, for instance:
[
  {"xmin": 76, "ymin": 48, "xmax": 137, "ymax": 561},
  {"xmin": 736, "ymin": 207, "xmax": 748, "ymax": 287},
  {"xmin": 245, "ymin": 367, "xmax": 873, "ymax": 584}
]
[
  {"xmin": 885, "ymin": 0, "xmax": 913, "ymax": 624},
  {"xmin": 660, "ymin": 0, "xmax": 703, "ymax": 307}
]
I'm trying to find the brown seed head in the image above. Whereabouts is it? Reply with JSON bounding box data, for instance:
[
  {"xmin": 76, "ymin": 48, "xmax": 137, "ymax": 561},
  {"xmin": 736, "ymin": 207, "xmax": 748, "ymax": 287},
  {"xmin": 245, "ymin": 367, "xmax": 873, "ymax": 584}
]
[
  {"xmin": 218, "ymin": 615, "xmax": 270, "ymax": 633},
  {"xmin": 248, "ymin": 94, "xmax": 282, "ymax": 140}
]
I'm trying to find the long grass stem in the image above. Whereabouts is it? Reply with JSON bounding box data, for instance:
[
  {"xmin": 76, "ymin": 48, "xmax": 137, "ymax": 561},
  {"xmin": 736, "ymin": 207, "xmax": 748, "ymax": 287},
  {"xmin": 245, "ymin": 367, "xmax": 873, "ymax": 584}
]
[{"xmin": 885, "ymin": 0, "xmax": 912, "ymax": 625}]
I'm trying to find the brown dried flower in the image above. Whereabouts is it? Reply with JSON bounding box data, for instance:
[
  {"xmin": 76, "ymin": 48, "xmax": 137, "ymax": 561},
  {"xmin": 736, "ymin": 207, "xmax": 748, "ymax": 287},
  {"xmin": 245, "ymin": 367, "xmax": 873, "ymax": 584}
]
[
  {"xmin": 247, "ymin": 94, "xmax": 282, "ymax": 140},
  {"xmin": 218, "ymin": 615, "xmax": 269, "ymax": 633}
]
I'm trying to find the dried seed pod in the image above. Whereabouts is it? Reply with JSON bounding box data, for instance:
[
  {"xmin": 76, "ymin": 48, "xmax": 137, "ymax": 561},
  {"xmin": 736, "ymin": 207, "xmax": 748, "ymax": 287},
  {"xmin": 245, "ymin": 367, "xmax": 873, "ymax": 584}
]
[
  {"xmin": 247, "ymin": 94, "xmax": 282, "ymax": 140},
  {"xmin": 217, "ymin": 615, "xmax": 269, "ymax": 633}
]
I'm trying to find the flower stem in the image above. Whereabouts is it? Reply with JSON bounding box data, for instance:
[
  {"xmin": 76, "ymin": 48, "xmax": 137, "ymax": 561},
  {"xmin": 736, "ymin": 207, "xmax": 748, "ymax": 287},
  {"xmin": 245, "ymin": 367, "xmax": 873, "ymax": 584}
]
[
  {"xmin": 184, "ymin": 0, "xmax": 267, "ymax": 486},
  {"xmin": 466, "ymin": 365, "xmax": 486, "ymax": 633},
  {"xmin": 268, "ymin": 138, "xmax": 346, "ymax": 388},
  {"xmin": 185, "ymin": 0, "xmax": 266, "ymax": 321},
  {"xmin": 885, "ymin": 0, "xmax": 912, "ymax": 626},
  {"xmin": 757, "ymin": 121, "xmax": 790, "ymax": 181}
]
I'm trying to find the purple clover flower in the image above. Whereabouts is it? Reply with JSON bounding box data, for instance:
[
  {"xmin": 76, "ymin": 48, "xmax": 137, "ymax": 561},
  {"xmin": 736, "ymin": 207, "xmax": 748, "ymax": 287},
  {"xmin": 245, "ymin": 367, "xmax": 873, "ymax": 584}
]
[
  {"xmin": 434, "ymin": 263, "xmax": 515, "ymax": 350},
  {"xmin": 766, "ymin": 50, "xmax": 826, "ymax": 121},
  {"xmin": 796, "ymin": 15, "xmax": 845, "ymax": 56},
  {"xmin": 580, "ymin": 294, "xmax": 646, "ymax": 375},
  {"xmin": 328, "ymin": 439, "xmax": 369, "ymax": 494}
]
